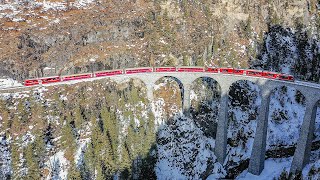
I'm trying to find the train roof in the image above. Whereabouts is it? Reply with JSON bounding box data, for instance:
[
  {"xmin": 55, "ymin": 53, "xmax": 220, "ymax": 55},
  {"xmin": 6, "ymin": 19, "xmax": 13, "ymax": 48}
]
[
  {"xmin": 94, "ymin": 69, "xmax": 123, "ymax": 73},
  {"xmin": 125, "ymin": 67, "xmax": 153, "ymax": 70},
  {"xmin": 61, "ymin": 73, "xmax": 92, "ymax": 77}
]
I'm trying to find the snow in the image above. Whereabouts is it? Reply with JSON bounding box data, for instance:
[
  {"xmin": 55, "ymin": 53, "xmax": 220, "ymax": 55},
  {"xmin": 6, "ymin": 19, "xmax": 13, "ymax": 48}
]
[
  {"xmin": 314, "ymin": 107, "xmax": 320, "ymax": 142},
  {"xmin": 0, "ymin": 0, "xmax": 95, "ymax": 20},
  {"xmin": 237, "ymin": 157, "xmax": 292, "ymax": 180},
  {"xmin": 21, "ymin": 132, "xmax": 35, "ymax": 147},
  {"xmin": 45, "ymin": 151, "xmax": 69, "ymax": 180},
  {"xmin": 0, "ymin": 78, "xmax": 22, "ymax": 88},
  {"xmin": 226, "ymin": 81, "xmax": 260, "ymax": 168},
  {"xmin": 267, "ymin": 86, "xmax": 306, "ymax": 149},
  {"xmin": 302, "ymin": 159, "xmax": 320, "ymax": 179},
  {"xmin": 262, "ymin": 28, "xmax": 298, "ymax": 74},
  {"xmin": 156, "ymin": 116, "xmax": 226, "ymax": 179},
  {"xmin": 75, "ymin": 138, "xmax": 90, "ymax": 167},
  {"xmin": 0, "ymin": 135, "xmax": 11, "ymax": 179},
  {"xmin": 152, "ymin": 98, "xmax": 166, "ymax": 126}
]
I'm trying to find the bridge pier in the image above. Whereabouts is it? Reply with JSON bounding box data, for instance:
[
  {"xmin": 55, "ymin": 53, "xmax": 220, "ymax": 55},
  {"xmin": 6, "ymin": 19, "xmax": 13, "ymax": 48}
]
[
  {"xmin": 214, "ymin": 85, "xmax": 230, "ymax": 165},
  {"xmin": 290, "ymin": 99, "xmax": 318, "ymax": 174},
  {"xmin": 183, "ymin": 84, "xmax": 191, "ymax": 116},
  {"xmin": 248, "ymin": 88, "xmax": 271, "ymax": 175}
]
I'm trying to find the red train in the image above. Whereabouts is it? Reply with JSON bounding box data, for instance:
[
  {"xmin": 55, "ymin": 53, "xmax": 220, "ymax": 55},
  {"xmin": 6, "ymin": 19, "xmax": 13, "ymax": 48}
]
[{"xmin": 23, "ymin": 67, "xmax": 295, "ymax": 86}]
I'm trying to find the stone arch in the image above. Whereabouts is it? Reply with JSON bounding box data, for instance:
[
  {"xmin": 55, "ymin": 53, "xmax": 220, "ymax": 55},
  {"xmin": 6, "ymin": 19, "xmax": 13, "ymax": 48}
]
[
  {"xmin": 153, "ymin": 76, "xmax": 184, "ymax": 121},
  {"xmin": 189, "ymin": 76, "xmax": 222, "ymax": 139},
  {"xmin": 225, "ymin": 80, "xmax": 262, "ymax": 174},
  {"xmin": 266, "ymin": 85, "xmax": 307, "ymax": 158}
]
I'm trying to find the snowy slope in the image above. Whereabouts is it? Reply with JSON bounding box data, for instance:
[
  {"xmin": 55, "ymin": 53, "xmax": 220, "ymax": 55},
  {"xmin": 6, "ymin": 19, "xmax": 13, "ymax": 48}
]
[
  {"xmin": 0, "ymin": 78, "xmax": 22, "ymax": 88},
  {"xmin": 156, "ymin": 116, "xmax": 226, "ymax": 179},
  {"xmin": 267, "ymin": 86, "xmax": 306, "ymax": 150},
  {"xmin": 225, "ymin": 81, "xmax": 260, "ymax": 169},
  {"xmin": 0, "ymin": 136, "xmax": 11, "ymax": 180}
]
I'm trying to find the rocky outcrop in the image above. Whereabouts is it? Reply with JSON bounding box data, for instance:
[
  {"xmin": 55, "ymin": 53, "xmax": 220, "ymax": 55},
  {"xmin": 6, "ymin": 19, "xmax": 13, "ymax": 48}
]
[{"xmin": 0, "ymin": 1, "xmax": 319, "ymax": 82}]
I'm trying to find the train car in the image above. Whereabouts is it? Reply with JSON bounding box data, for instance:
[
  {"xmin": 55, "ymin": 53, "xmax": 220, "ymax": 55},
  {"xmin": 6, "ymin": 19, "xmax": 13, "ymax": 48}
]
[
  {"xmin": 262, "ymin": 71, "xmax": 279, "ymax": 79},
  {"xmin": 278, "ymin": 74, "xmax": 294, "ymax": 81},
  {"xmin": 125, "ymin": 67, "xmax": 153, "ymax": 74},
  {"xmin": 219, "ymin": 68, "xmax": 234, "ymax": 74},
  {"xmin": 39, "ymin": 76, "xmax": 61, "ymax": 84},
  {"xmin": 205, "ymin": 67, "xmax": 219, "ymax": 73},
  {"xmin": 177, "ymin": 66, "xmax": 205, "ymax": 72},
  {"xmin": 61, "ymin": 73, "xmax": 92, "ymax": 81},
  {"xmin": 155, "ymin": 67, "xmax": 177, "ymax": 72},
  {"xmin": 246, "ymin": 70, "xmax": 263, "ymax": 77},
  {"xmin": 24, "ymin": 79, "xmax": 40, "ymax": 86},
  {"xmin": 233, "ymin": 69, "xmax": 246, "ymax": 75},
  {"xmin": 95, "ymin": 69, "xmax": 123, "ymax": 77}
]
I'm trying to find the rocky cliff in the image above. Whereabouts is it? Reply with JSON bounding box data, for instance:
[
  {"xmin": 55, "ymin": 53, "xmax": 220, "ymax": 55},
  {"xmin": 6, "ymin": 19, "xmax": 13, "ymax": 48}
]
[{"xmin": 0, "ymin": 0, "xmax": 319, "ymax": 82}]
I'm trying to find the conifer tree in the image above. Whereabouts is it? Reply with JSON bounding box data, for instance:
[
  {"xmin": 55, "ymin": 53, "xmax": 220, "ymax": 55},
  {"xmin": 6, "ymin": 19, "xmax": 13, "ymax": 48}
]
[
  {"xmin": 17, "ymin": 100, "xmax": 28, "ymax": 124},
  {"xmin": 11, "ymin": 142, "xmax": 20, "ymax": 179},
  {"xmin": 32, "ymin": 135, "xmax": 46, "ymax": 170},
  {"xmin": 24, "ymin": 144, "xmax": 41, "ymax": 179},
  {"xmin": 61, "ymin": 114, "xmax": 76, "ymax": 162},
  {"xmin": 0, "ymin": 104, "xmax": 10, "ymax": 132},
  {"xmin": 101, "ymin": 107, "xmax": 119, "ymax": 161},
  {"xmin": 73, "ymin": 104, "xmax": 83, "ymax": 129},
  {"xmin": 11, "ymin": 113, "xmax": 21, "ymax": 134},
  {"xmin": 67, "ymin": 162, "xmax": 81, "ymax": 180},
  {"xmin": 30, "ymin": 100, "xmax": 46, "ymax": 129},
  {"xmin": 119, "ymin": 143, "xmax": 131, "ymax": 179}
]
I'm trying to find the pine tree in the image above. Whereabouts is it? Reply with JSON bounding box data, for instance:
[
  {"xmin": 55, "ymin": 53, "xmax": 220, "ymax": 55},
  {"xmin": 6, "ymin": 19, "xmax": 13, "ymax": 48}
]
[
  {"xmin": 195, "ymin": 57, "xmax": 204, "ymax": 66},
  {"xmin": 11, "ymin": 142, "xmax": 20, "ymax": 179},
  {"xmin": 30, "ymin": 100, "xmax": 46, "ymax": 129},
  {"xmin": 0, "ymin": 104, "xmax": 10, "ymax": 132},
  {"xmin": 24, "ymin": 144, "xmax": 41, "ymax": 179},
  {"xmin": 61, "ymin": 114, "xmax": 76, "ymax": 162},
  {"xmin": 32, "ymin": 135, "xmax": 46, "ymax": 171},
  {"xmin": 17, "ymin": 99, "xmax": 28, "ymax": 124},
  {"xmin": 11, "ymin": 114, "xmax": 21, "ymax": 135},
  {"xmin": 73, "ymin": 104, "xmax": 83, "ymax": 128},
  {"xmin": 183, "ymin": 54, "xmax": 190, "ymax": 66},
  {"xmin": 101, "ymin": 108, "xmax": 119, "ymax": 161},
  {"xmin": 96, "ymin": 161, "xmax": 106, "ymax": 180},
  {"xmin": 119, "ymin": 143, "xmax": 131, "ymax": 179},
  {"xmin": 67, "ymin": 163, "xmax": 81, "ymax": 180}
]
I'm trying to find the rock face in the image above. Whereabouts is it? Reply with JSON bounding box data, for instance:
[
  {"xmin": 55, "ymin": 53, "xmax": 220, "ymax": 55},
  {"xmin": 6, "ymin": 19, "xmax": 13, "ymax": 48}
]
[{"xmin": 0, "ymin": 1, "xmax": 320, "ymax": 83}]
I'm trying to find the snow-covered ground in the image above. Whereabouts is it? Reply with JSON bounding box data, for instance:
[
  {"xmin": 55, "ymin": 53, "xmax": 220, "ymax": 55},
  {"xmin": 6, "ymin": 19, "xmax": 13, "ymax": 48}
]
[
  {"xmin": 156, "ymin": 116, "xmax": 226, "ymax": 179},
  {"xmin": 314, "ymin": 107, "xmax": 320, "ymax": 142},
  {"xmin": 267, "ymin": 86, "xmax": 306, "ymax": 149},
  {"xmin": 237, "ymin": 157, "xmax": 293, "ymax": 180},
  {"xmin": 0, "ymin": 78, "xmax": 22, "ymax": 89},
  {"xmin": 238, "ymin": 157, "xmax": 320, "ymax": 180},
  {"xmin": 0, "ymin": 136, "xmax": 11, "ymax": 179},
  {"xmin": 225, "ymin": 81, "xmax": 260, "ymax": 168},
  {"xmin": 0, "ymin": 0, "xmax": 95, "ymax": 19},
  {"xmin": 45, "ymin": 151, "xmax": 69, "ymax": 180}
]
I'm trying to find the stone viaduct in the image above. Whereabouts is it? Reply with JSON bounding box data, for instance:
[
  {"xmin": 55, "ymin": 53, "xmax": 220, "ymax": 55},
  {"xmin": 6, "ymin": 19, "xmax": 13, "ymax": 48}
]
[
  {"xmin": 109, "ymin": 72, "xmax": 320, "ymax": 175},
  {"xmin": 1, "ymin": 71, "xmax": 319, "ymax": 175}
]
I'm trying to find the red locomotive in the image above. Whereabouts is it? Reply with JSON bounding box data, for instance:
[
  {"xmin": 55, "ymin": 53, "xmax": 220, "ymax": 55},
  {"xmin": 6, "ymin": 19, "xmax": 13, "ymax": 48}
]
[{"xmin": 23, "ymin": 66, "xmax": 295, "ymax": 86}]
